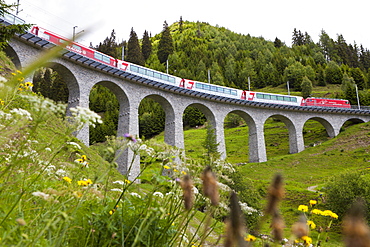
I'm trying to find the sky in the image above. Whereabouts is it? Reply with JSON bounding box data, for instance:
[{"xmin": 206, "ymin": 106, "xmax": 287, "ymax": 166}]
[{"xmin": 5, "ymin": 0, "xmax": 370, "ymax": 50}]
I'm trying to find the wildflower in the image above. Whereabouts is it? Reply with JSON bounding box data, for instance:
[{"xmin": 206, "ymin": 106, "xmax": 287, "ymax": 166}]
[
  {"xmin": 174, "ymin": 169, "xmax": 179, "ymax": 173},
  {"xmin": 77, "ymin": 179, "xmax": 93, "ymax": 186},
  {"xmin": 109, "ymin": 209, "xmax": 115, "ymax": 215},
  {"xmin": 129, "ymin": 192, "xmax": 141, "ymax": 198},
  {"xmin": 112, "ymin": 180, "xmax": 124, "ymax": 185},
  {"xmin": 123, "ymin": 133, "xmax": 137, "ymax": 143},
  {"xmin": 163, "ymin": 165, "xmax": 170, "ymax": 169},
  {"xmin": 181, "ymin": 171, "xmax": 187, "ymax": 175},
  {"xmin": 245, "ymin": 234, "xmax": 256, "ymax": 242},
  {"xmin": 111, "ymin": 188, "xmax": 123, "ymax": 192},
  {"xmin": 311, "ymin": 208, "xmax": 323, "ymax": 215},
  {"xmin": 265, "ymin": 173, "xmax": 284, "ymax": 215},
  {"xmin": 74, "ymin": 156, "xmax": 89, "ymax": 168},
  {"xmin": 63, "ymin": 176, "xmax": 72, "ymax": 183},
  {"xmin": 16, "ymin": 218, "xmax": 26, "ymax": 226},
  {"xmin": 124, "ymin": 179, "xmax": 131, "ymax": 184},
  {"xmin": 10, "ymin": 108, "xmax": 32, "ymax": 120},
  {"xmin": 307, "ymin": 220, "xmax": 316, "ymax": 229},
  {"xmin": 73, "ymin": 191, "xmax": 82, "ymax": 198},
  {"xmin": 180, "ymin": 175, "xmax": 194, "ymax": 210},
  {"xmin": 32, "ymin": 191, "xmax": 50, "ymax": 200},
  {"xmin": 201, "ymin": 166, "xmax": 219, "ymax": 206},
  {"xmin": 69, "ymin": 106, "xmax": 103, "ymax": 128},
  {"xmin": 292, "ymin": 214, "xmax": 309, "ymax": 238},
  {"xmin": 153, "ymin": 192, "xmax": 164, "ymax": 198},
  {"xmin": 0, "ymin": 99, "xmax": 4, "ymax": 105},
  {"xmin": 301, "ymin": 235, "xmax": 312, "ymax": 245},
  {"xmin": 309, "ymin": 200, "xmax": 317, "ymax": 206},
  {"xmin": 298, "ymin": 205, "xmax": 309, "ymax": 212}
]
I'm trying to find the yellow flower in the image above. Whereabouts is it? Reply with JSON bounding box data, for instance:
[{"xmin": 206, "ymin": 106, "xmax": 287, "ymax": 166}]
[
  {"xmin": 309, "ymin": 200, "xmax": 317, "ymax": 206},
  {"xmin": 81, "ymin": 155, "xmax": 87, "ymax": 161},
  {"xmin": 163, "ymin": 165, "xmax": 170, "ymax": 169},
  {"xmin": 244, "ymin": 234, "xmax": 256, "ymax": 241},
  {"xmin": 298, "ymin": 205, "xmax": 308, "ymax": 212},
  {"xmin": 0, "ymin": 99, "xmax": 4, "ymax": 105},
  {"xmin": 77, "ymin": 179, "xmax": 93, "ymax": 186},
  {"xmin": 124, "ymin": 179, "xmax": 131, "ymax": 184},
  {"xmin": 25, "ymin": 81, "xmax": 33, "ymax": 87},
  {"xmin": 311, "ymin": 208, "xmax": 323, "ymax": 215},
  {"xmin": 109, "ymin": 209, "xmax": 115, "ymax": 215},
  {"xmin": 63, "ymin": 176, "xmax": 72, "ymax": 183},
  {"xmin": 301, "ymin": 236, "xmax": 312, "ymax": 245},
  {"xmin": 307, "ymin": 220, "xmax": 316, "ymax": 229},
  {"xmin": 181, "ymin": 171, "xmax": 187, "ymax": 175},
  {"xmin": 174, "ymin": 169, "xmax": 179, "ymax": 173}
]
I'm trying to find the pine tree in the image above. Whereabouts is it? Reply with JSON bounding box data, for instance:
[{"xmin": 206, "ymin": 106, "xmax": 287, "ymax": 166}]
[
  {"xmin": 157, "ymin": 21, "xmax": 174, "ymax": 64},
  {"xmin": 301, "ymin": 76, "xmax": 312, "ymax": 98},
  {"xmin": 141, "ymin": 30, "xmax": 152, "ymax": 62},
  {"xmin": 202, "ymin": 123, "xmax": 220, "ymax": 162},
  {"xmin": 179, "ymin": 16, "xmax": 183, "ymax": 33},
  {"xmin": 126, "ymin": 28, "xmax": 145, "ymax": 66},
  {"xmin": 273, "ymin": 37, "xmax": 283, "ymax": 48},
  {"xmin": 97, "ymin": 29, "xmax": 118, "ymax": 58}
]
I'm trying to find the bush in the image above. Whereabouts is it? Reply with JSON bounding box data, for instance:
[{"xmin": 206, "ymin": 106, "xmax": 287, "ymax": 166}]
[{"xmin": 325, "ymin": 170, "xmax": 370, "ymax": 221}]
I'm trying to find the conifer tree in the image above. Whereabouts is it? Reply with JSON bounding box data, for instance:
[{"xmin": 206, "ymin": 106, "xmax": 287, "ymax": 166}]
[
  {"xmin": 301, "ymin": 76, "xmax": 312, "ymax": 98},
  {"xmin": 126, "ymin": 28, "xmax": 145, "ymax": 66},
  {"xmin": 96, "ymin": 29, "xmax": 118, "ymax": 58},
  {"xmin": 142, "ymin": 30, "xmax": 152, "ymax": 62},
  {"xmin": 179, "ymin": 16, "xmax": 183, "ymax": 33},
  {"xmin": 157, "ymin": 21, "xmax": 174, "ymax": 64},
  {"xmin": 202, "ymin": 123, "xmax": 220, "ymax": 162}
]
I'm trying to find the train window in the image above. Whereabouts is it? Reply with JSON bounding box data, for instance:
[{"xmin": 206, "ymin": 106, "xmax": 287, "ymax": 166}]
[
  {"xmin": 224, "ymin": 89, "xmax": 231, "ymax": 94},
  {"xmin": 203, "ymin": 84, "xmax": 210, "ymax": 90},
  {"xmin": 147, "ymin": 70, "xmax": 154, "ymax": 77},
  {"xmin": 210, "ymin": 86, "xmax": 217, "ymax": 92},
  {"xmin": 94, "ymin": 52, "xmax": 103, "ymax": 61},
  {"xmin": 256, "ymin": 93, "xmax": 264, "ymax": 99},
  {"xmin": 154, "ymin": 72, "xmax": 161, "ymax": 79},
  {"xmin": 290, "ymin": 97, "xmax": 297, "ymax": 102},
  {"xmin": 231, "ymin": 90, "xmax": 237, "ymax": 96},
  {"xmin": 271, "ymin": 95, "xmax": 277, "ymax": 100},
  {"xmin": 265, "ymin": 95, "xmax": 271, "ymax": 100},
  {"xmin": 102, "ymin": 55, "xmax": 111, "ymax": 64},
  {"xmin": 130, "ymin": 65, "xmax": 139, "ymax": 73},
  {"xmin": 217, "ymin": 87, "xmax": 224, "ymax": 93},
  {"xmin": 168, "ymin": 77, "xmax": 175, "ymax": 83},
  {"xmin": 72, "ymin": 44, "xmax": 82, "ymax": 51},
  {"xmin": 139, "ymin": 67, "xmax": 146, "ymax": 75},
  {"xmin": 162, "ymin": 75, "xmax": 169, "ymax": 81},
  {"xmin": 277, "ymin": 96, "xmax": 284, "ymax": 101}
]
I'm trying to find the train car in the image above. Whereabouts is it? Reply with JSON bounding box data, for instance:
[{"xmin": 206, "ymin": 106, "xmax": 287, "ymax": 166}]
[
  {"xmin": 303, "ymin": 97, "xmax": 351, "ymax": 108},
  {"xmin": 26, "ymin": 23, "xmax": 352, "ymax": 109},
  {"xmin": 241, "ymin": 90, "xmax": 304, "ymax": 106},
  {"xmin": 30, "ymin": 26, "xmax": 122, "ymax": 68}
]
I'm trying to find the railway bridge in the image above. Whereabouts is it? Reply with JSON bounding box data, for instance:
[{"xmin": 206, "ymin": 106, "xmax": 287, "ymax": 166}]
[{"xmin": 5, "ymin": 29, "xmax": 370, "ymax": 179}]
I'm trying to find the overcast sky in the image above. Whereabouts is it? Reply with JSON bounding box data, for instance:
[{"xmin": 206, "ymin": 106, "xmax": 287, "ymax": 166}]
[{"xmin": 5, "ymin": 0, "xmax": 370, "ymax": 50}]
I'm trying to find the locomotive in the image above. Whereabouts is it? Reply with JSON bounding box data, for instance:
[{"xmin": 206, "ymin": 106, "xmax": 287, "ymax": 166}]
[{"xmin": 27, "ymin": 24, "xmax": 351, "ymax": 109}]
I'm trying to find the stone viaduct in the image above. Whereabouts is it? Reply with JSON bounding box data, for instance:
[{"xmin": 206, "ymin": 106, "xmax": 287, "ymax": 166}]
[{"xmin": 4, "ymin": 29, "xmax": 370, "ymax": 179}]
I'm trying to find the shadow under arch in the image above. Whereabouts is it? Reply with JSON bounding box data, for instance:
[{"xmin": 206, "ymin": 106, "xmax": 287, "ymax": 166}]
[
  {"xmin": 265, "ymin": 114, "xmax": 302, "ymax": 155},
  {"xmin": 141, "ymin": 94, "xmax": 177, "ymax": 146},
  {"xmin": 40, "ymin": 62, "xmax": 80, "ymax": 112},
  {"xmin": 4, "ymin": 44, "xmax": 21, "ymax": 69},
  {"xmin": 307, "ymin": 117, "xmax": 337, "ymax": 138},
  {"xmin": 95, "ymin": 80, "xmax": 130, "ymax": 137},
  {"xmin": 224, "ymin": 110, "xmax": 260, "ymax": 163}
]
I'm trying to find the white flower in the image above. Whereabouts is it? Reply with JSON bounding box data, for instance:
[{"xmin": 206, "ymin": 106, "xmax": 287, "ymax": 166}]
[
  {"xmin": 66, "ymin": 142, "xmax": 81, "ymax": 150},
  {"xmin": 32, "ymin": 191, "xmax": 50, "ymax": 200},
  {"xmin": 10, "ymin": 108, "xmax": 32, "ymax": 120},
  {"xmin": 0, "ymin": 75, "xmax": 7, "ymax": 82},
  {"xmin": 130, "ymin": 192, "xmax": 141, "ymax": 198},
  {"xmin": 111, "ymin": 188, "xmax": 123, "ymax": 193},
  {"xmin": 70, "ymin": 106, "xmax": 102, "ymax": 128},
  {"xmin": 112, "ymin": 180, "xmax": 124, "ymax": 185},
  {"xmin": 45, "ymin": 147, "xmax": 51, "ymax": 152},
  {"xmin": 55, "ymin": 169, "xmax": 67, "ymax": 177},
  {"xmin": 153, "ymin": 192, "xmax": 164, "ymax": 198}
]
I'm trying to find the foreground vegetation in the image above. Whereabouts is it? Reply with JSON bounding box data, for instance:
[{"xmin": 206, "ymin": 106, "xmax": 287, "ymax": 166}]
[{"xmin": 1, "ymin": 51, "xmax": 370, "ymax": 246}]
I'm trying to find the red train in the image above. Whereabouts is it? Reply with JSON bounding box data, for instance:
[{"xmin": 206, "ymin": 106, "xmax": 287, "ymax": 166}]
[{"xmin": 28, "ymin": 25, "xmax": 351, "ymax": 109}]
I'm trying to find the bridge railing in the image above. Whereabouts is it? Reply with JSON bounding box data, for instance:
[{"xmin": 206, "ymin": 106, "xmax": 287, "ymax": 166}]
[{"xmin": 0, "ymin": 11, "xmax": 26, "ymax": 25}]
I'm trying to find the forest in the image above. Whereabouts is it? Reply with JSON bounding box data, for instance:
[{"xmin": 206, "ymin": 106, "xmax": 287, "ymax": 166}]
[{"xmin": 32, "ymin": 18, "xmax": 370, "ymax": 143}]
